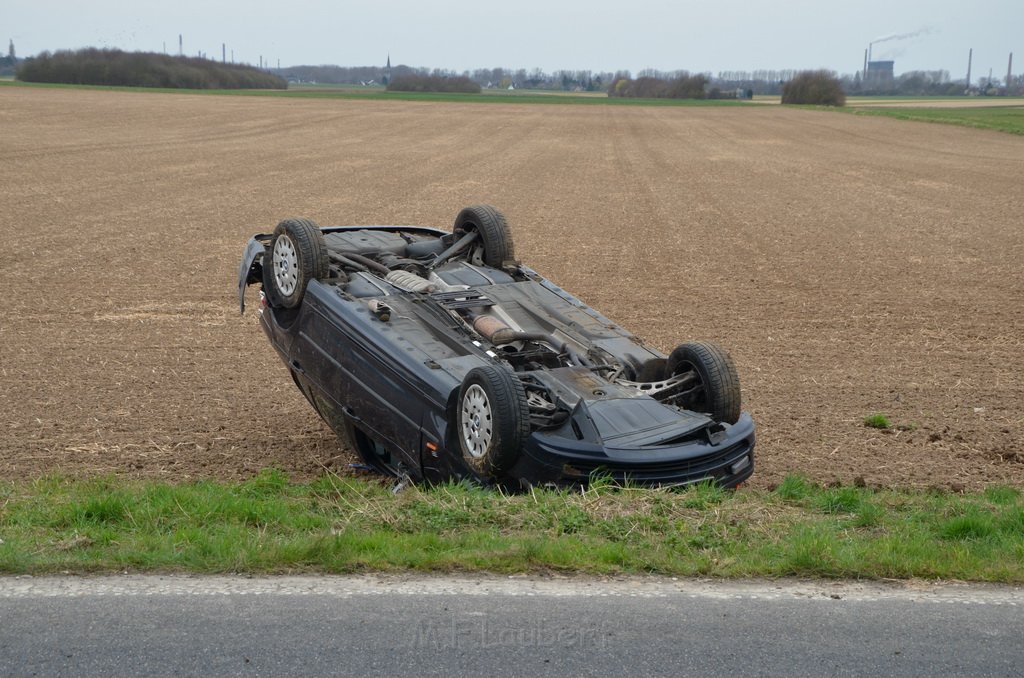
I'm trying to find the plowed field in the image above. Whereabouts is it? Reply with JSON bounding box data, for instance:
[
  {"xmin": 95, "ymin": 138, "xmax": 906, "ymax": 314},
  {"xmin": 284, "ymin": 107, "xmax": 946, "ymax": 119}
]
[{"xmin": 2, "ymin": 88, "xmax": 1022, "ymax": 489}]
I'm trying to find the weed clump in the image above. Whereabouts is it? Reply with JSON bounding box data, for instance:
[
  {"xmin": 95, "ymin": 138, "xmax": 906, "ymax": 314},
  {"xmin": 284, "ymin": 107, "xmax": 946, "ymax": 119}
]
[
  {"xmin": 863, "ymin": 413, "xmax": 892, "ymax": 429},
  {"xmin": 776, "ymin": 475, "xmax": 815, "ymax": 502}
]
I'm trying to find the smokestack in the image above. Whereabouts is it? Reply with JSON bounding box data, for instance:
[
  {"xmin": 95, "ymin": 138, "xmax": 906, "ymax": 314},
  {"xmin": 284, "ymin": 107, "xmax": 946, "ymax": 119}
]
[
  {"xmin": 966, "ymin": 48, "xmax": 973, "ymax": 90},
  {"xmin": 222, "ymin": 43, "xmax": 226, "ymax": 64},
  {"xmin": 179, "ymin": 34, "xmax": 182, "ymax": 57},
  {"xmin": 1008, "ymin": 53, "xmax": 1014, "ymax": 90},
  {"xmin": 863, "ymin": 48, "xmax": 868, "ymax": 79}
]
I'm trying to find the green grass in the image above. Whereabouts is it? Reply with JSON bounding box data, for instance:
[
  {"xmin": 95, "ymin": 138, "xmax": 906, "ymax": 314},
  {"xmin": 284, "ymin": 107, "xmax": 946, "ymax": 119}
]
[
  {"xmin": 862, "ymin": 414, "xmax": 916, "ymax": 433},
  {"xmin": 848, "ymin": 105, "xmax": 1024, "ymax": 135},
  {"xmin": 846, "ymin": 95, "xmax": 989, "ymax": 103},
  {"xmin": 0, "ymin": 78, "xmax": 750, "ymax": 107},
  {"xmin": 863, "ymin": 413, "xmax": 892, "ymax": 430},
  {"xmin": 1, "ymin": 471, "xmax": 1023, "ymax": 581}
]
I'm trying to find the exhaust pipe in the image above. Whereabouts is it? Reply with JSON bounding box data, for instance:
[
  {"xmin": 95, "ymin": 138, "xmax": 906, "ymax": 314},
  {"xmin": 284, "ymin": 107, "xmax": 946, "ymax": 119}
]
[{"xmin": 471, "ymin": 315, "xmax": 591, "ymax": 366}]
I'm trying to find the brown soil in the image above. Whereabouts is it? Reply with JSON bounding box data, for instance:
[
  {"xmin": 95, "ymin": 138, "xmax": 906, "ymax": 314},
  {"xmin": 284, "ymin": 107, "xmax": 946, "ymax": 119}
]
[{"xmin": 2, "ymin": 88, "xmax": 1022, "ymax": 489}]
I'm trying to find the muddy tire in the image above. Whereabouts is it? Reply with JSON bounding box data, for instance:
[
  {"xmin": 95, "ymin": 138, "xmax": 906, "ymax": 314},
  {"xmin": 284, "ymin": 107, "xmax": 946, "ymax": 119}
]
[
  {"xmin": 456, "ymin": 365, "xmax": 529, "ymax": 478},
  {"xmin": 263, "ymin": 218, "xmax": 328, "ymax": 308},
  {"xmin": 666, "ymin": 341, "xmax": 741, "ymax": 424},
  {"xmin": 453, "ymin": 205, "xmax": 515, "ymax": 267}
]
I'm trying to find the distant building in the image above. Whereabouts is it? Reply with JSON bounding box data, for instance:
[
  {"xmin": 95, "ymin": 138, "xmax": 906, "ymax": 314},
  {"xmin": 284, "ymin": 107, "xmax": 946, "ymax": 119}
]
[{"xmin": 865, "ymin": 61, "xmax": 894, "ymax": 89}]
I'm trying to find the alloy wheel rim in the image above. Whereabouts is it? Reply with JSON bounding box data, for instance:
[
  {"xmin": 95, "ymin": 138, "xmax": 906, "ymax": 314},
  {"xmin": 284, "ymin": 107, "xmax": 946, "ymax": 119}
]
[
  {"xmin": 461, "ymin": 384, "xmax": 492, "ymax": 459},
  {"xmin": 272, "ymin": 234, "xmax": 299, "ymax": 296}
]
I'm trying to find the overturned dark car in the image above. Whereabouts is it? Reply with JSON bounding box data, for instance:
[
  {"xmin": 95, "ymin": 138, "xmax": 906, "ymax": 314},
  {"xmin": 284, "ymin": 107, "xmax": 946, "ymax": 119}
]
[{"xmin": 238, "ymin": 206, "xmax": 755, "ymax": 489}]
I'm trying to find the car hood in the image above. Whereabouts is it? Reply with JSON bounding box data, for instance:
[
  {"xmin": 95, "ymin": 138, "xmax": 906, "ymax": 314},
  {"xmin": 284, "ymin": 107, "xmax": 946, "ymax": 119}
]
[
  {"xmin": 533, "ymin": 367, "xmax": 714, "ymax": 450},
  {"xmin": 576, "ymin": 397, "xmax": 712, "ymax": 449}
]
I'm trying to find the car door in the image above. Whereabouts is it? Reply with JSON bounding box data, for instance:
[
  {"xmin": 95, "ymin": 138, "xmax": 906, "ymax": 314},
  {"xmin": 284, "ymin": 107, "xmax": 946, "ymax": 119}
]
[{"xmin": 292, "ymin": 285, "xmax": 424, "ymax": 470}]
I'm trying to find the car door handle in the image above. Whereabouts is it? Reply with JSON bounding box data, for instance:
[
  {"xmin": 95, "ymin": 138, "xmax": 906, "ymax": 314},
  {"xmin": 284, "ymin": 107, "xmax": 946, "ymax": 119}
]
[
  {"xmin": 343, "ymin": 406, "xmax": 362, "ymax": 423},
  {"xmin": 290, "ymin": 359, "xmax": 304, "ymax": 374}
]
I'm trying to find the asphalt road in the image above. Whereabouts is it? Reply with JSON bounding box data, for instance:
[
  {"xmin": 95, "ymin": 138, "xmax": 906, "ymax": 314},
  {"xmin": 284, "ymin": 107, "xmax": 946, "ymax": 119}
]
[{"xmin": 1, "ymin": 575, "xmax": 1021, "ymax": 676}]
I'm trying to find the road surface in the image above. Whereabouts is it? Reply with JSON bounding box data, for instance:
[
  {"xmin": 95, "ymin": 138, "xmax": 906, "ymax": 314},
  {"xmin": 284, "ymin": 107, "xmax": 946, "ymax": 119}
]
[{"xmin": 1, "ymin": 575, "xmax": 1021, "ymax": 676}]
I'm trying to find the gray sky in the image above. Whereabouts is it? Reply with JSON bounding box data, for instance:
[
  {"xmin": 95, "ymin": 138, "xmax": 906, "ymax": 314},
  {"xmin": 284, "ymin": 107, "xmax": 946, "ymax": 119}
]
[{"xmin": 4, "ymin": 1, "xmax": 1021, "ymax": 80}]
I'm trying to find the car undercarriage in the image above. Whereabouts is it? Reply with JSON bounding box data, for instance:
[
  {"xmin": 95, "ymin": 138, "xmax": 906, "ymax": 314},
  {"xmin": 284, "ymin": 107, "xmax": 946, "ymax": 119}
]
[{"xmin": 239, "ymin": 205, "xmax": 755, "ymax": 489}]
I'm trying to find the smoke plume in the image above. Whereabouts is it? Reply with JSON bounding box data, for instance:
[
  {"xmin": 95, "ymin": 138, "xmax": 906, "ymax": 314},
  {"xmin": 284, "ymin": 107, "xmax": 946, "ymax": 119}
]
[{"xmin": 871, "ymin": 28, "xmax": 933, "ymax": 46}]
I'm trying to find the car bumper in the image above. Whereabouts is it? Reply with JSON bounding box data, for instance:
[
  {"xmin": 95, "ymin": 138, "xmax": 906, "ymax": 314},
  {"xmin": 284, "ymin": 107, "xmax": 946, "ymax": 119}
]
[{"xmin": 521, "ymin": 413, "xmax": 756, "ymax": 488}]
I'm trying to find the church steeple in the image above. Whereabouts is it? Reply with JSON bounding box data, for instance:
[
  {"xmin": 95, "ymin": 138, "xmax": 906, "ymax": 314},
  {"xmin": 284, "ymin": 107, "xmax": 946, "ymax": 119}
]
[{"xmin": 385, "ymin": 53, "xmax": 392, "ymax": 85}]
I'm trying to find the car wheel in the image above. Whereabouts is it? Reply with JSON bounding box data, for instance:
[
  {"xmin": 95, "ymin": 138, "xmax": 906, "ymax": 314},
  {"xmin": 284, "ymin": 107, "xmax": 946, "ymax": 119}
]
[
  {"xmin": 666, "ymin": 341, "xmax": 741, "ymax": 424},
  {"xmin": 457, "ymin": 365, "xmax": 529, "ymax": 477},
  {"xmin": 263, "ymin": 218, "xmax": 328, "ymax": 308},
  {"xmin": 453, "ymin": 205, "xmax": 515, "ymax": 267}
]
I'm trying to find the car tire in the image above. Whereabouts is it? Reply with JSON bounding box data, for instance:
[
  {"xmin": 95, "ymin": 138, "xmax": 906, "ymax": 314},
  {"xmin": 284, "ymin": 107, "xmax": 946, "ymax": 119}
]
[
  {"xmin": 453, "ymin": 205, "xmax": 515, "ymax": 267},
  {"xmin": 456, "ymin": 365, "xmax": 529, "ymax": 478},
  {"xmin": 263, "ymin": 218, "xmax": 328, "ymax": 308},
  {"xmin": 666, "ymin": 341, "xmax": 741, "ymax": 424}
]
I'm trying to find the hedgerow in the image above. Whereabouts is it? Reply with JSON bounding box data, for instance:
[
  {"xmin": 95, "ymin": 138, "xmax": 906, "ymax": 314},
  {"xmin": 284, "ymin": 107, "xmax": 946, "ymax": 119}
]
[
  {"xmin": 386, "ymin": 74, "xmax": 481, "ymax": 93},
  {"xmin": 17, "ymin": 48, "xmax": 287, "ymax": 90},
  {"xmin": 781, "ymin": 70, "xmax": 846, "ymax": 106}
]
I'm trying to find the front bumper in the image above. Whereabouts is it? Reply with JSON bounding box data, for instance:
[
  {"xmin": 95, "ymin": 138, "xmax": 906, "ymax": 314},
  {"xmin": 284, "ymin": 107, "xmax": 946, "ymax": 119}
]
[{"xmin": 520, "ymin": 412, "xmax": 756, "ymax": 488}]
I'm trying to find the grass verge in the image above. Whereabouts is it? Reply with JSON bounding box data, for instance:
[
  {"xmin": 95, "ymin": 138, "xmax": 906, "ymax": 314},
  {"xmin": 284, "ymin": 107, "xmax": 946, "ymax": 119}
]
[
  {"xmin": 848, "ymin": 105, "xmax": 1024, "ymax": 135},
  {"xmin": 1, "ymin": 471, "xmax": 1022, "ymax": 581}
]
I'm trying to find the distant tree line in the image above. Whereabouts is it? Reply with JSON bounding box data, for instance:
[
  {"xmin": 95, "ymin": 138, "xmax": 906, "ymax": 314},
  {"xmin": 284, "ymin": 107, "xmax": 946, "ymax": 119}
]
[
  {"xmin": 277, "ymin": 63, "xmax": 615, "ymax": 91},
  {"xmin": 712, "ymin": 70, "xmax": 799, "ymax": 95},
  {"xmin": 16, "ymin": 48, "xmax": 287, "ymax": 89},
  {"xmin": 471, "ymin": 67, "xmax": 608, "ymax": 91},
  {"xmin": 840, "ymin": 69, "xmax": 959, "ymax": 96},
  {"xmin": 712, "ymin": 68, "xmax": 1022, "ymax": 97},
  {"xmin": 12, "ymin": 45, "xmax": 1019, "ymax": 98},
  {"xmin": 608, "ymin": 73, "xmax": 710, "ymax": 99},
  {"xmin": 386, "ymin": 74, "xmax": 480, "ymax": 93},
  {"xmin": 279, "ymin": 63, "xmax": 401, "ymax": 85}
]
